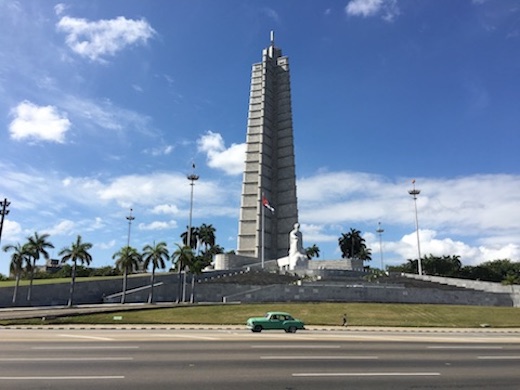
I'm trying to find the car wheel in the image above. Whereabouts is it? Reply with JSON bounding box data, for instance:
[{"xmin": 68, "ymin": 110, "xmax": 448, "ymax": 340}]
[
  {"xmin": 252, "ymin": 325, "xmax": 262, "ymax": 333},
  {"xmin": 288, "ymin": 326, "xmax": 297, "ymax": 333}
]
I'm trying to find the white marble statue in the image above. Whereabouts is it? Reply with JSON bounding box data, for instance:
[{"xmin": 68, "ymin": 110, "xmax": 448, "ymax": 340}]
[{"xmin": 277, "ymin": 223, "xmax": 309, "ymax": 271}]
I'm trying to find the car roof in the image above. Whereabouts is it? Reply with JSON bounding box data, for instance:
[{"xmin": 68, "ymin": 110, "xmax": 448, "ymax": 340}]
[{"xmin": 266, "ymin": 311, "xmax": 291, "ymax": 316}]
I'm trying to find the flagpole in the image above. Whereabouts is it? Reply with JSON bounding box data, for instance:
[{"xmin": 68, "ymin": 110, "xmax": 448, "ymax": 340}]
[{"xmin": 261, "ymin": 192, "xmax": 265, "ymax": 269}]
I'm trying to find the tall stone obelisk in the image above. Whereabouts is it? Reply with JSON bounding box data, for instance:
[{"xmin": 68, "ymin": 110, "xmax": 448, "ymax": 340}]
[{"xmin": 236, "ymin": 32, "xmax": 299, "ymax": 261}]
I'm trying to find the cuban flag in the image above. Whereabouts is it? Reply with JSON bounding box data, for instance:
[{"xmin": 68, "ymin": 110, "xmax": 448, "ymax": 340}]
[{"xmin": 262, "ymin": 195, "xmax": 275, "ymax": 213}]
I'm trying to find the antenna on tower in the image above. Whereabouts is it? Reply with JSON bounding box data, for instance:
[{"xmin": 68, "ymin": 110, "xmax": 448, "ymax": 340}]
[{"xmin": 270, "ymin": 30, "xmax": 275, "ymax": 46}]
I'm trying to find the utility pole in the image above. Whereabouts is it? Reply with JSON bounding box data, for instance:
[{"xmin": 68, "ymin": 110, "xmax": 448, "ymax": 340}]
[
  {"xmin": 184, "ymin": 164, "xmax": 199, "ymax": 303},
  {"xmin": 126, "ymin": 208, "xmax": 135, "ymax": 247},
  {"xmin": 376, "ymin": 222, "xmax": 384, "ymax": 271},
  {"xmin": 408, "ymin": 180, "xmax": 423, "ymax": 275},
  {"xmin": 0, "ymin": 198, "xmax": 10, "ymax": 247}
]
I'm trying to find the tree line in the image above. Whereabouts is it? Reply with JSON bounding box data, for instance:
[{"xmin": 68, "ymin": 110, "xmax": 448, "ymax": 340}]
[
  {"xmin": 2, "ymin": 223, "xmax": 225, "ymax": 307},
  {"xmin": 388, "ymin": 255, "xmax": 520, "ymax": 285}
]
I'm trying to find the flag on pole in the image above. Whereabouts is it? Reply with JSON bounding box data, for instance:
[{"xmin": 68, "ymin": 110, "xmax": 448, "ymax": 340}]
[{"xmin": 262, "ymin": 195, "xmax": 275, "ymax": 213}]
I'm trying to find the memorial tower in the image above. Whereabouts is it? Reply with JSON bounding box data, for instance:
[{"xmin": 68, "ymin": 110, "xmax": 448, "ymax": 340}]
[{"xmin": 236, "ymin": 32, "xmax": 299, "ymax": 261}]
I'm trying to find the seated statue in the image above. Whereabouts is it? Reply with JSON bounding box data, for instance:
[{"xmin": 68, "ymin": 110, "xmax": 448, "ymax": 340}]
[{"xmin": 278, "ymin": 222, "xmax": 308, "ymax": 270}]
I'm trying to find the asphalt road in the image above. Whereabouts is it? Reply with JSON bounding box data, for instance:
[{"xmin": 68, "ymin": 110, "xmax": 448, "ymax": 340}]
[{"xmin": 1, "ymin": 328, "xmax": 519, "ymax": 389}]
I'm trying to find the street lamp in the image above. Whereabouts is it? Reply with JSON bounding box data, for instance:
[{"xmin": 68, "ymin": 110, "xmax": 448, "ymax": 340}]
[
  {"xmin": 186, "ymin": 170, "xmax": 199, "ymax": 250},
  {"xmin": 0, "ymin": 198, "xmax": 10, "ymax": 247},
  {"xmin": 408, "ymin": 180, "xmax": 423, "ymax": 275},
  {"xmin": 126, "ymin": 208, "xmax": 135, "ymax": 247},
  {"xmin": 376, "ymin": 222, "xmax": 384, "ymax": 271},
  {"xmin": 184, "ymin": 166, "xmax": 199, "ymax": 302}
]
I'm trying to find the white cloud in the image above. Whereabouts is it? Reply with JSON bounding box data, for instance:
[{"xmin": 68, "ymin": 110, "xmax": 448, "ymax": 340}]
[
  {"xmin": 1, "ymin": 219, "xmax": 23, "ymax": 242},
  {"xmin": 298, "ymin": 172, "xmax": 520, "ymax": 238},
  {"xmin": 1, "ymin": 159, "xmax": 519, "ymax": 268},
  {"xmin": 54, "ymin": 3, "xmax": 67, "ymax": 16},
  {"xmin": 384, "ymin": 229, "xmax": 520, "ymax": 266},
  {"xmin": 9, "ymin": 100, "xmax": 71, "ymax": 143},
  {"xmin": 56, "ymin": 15, "xmax": 156, "ymax": 61},
  {"xmin": 97, "ymin": 239, "xmax": 116, "ymax": 250},
  {"xmin": 152, "ymin": 204, "xmax": 179, "ymax": 215},
  {"xmin": 138, "ymin": 220, "xmax": 177, "ymax": 231},
  {"xmin": 197, "ymin": 131, "xmax": 246, "ymax": 175},
  {"xmin": 43, "ymin": 220, "xmax": 76, "ymax": 236},
  {"xmin": 262, "ymin": 8, "xmax": 281, "ymax": 23},
  {"xmin": 59, "ymin": 95, "xmax": 154, "ymax": 136},
  {"xmin": 144, "ymin": 144, "xmax": 174, "ymax": 156},
  {"xmin": 346, "ymin": 0, "xmax": 400, "ymax": 22}
]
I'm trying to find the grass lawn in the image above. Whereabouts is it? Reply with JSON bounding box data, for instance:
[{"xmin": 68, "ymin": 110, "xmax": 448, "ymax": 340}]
[{"xmin": 3, "ymin": 302, "xmax": 520, "ymax": 328}]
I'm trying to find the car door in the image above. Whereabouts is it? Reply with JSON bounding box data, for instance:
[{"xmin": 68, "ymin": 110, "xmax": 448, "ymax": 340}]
[{"xmin": 266, "ymin": 314, "xmax": 282, "ymax": 329}]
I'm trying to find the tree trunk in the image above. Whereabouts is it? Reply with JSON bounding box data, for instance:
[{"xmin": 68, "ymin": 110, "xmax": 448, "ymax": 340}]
[
  {"xmin": 67, "ymin": 261, "xmax": 76, "ymax": 308},
  {"xmin": 148, "ymin": 265, "xmax": 156, "ymax": 304},
  {"xmin": 176, "ymin": 263, "xmax": 183, "ymax": 303},
  {"xmin": 190, "ymin": 273, "xmax": 195, "ymax": 303},
  {"xmin": 27, "ymin": 259, "xmax": 35, "ymax": 302},
  {"xmin": 12, "ymin": 273, "xmax": 20, "ymax": 304},
  {"xmin": 121, "ymin": 268, "xmax": 128, "ymax": 304}
]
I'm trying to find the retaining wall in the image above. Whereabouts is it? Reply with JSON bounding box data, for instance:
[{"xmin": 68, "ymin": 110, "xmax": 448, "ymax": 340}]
[{"xmin": 1, "ymin": 272, "xmax": 516, "ymax": 308}]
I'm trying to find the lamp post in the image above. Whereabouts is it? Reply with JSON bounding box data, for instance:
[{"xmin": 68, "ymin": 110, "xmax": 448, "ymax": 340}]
[
  {"xmin": 0, "ymin": 198, "xmax": 10, "ymax": 247},
  {"xmin": 184, "ymin": 166, "xmax": 199, "ymax": 302},
  {"xmin": 408, "ymin": 180, "xmax": 423, "ymax": 275},
  {"xmin": 126, "ymin": 208, "xmax": 135, "ymax": 247},
  {"xmin": 186, "ymin": 171, "xmax": 199, "ymax": 251},
  {"xmin": 376, "ymin": 222, "xmax": 384, "ymax": 271}
]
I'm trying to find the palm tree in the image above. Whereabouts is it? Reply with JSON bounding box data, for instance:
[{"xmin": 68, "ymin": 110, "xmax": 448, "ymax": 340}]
[
  {"xmin": 180, "ymin": 226, "xmax": 199, "ymax": 250},
  {"xmin": 172, "ymin": 244, "xmax": 194, "ymax": 303},
  {"xmin": 187, "ymin": 254, "xmax": 210, "ymax": 303},
  {"xmin": 305, "ymin": 244, "xmax": 320, "ymax": 260},
  {"xmin": 59, "ymin": 235, "xmax": 93, "ymax": 308},
  {"xmin": 142, "ymin": 241, "xmax": 169, "ymax": 304},
  {"xmin": 3, "ymin": 243, "xmax": 31, "ymax": 304},
  {"xmin": 25, "ymin": 232, "xmax": 54, "ymax": 302},
  {"xmin": 338, "ymin": 228, "xmax": 366, "ymax": 259},
  {"xmin": 198, "ymin": 223, "xmax": 216, "ymax": 253},
  {"xmin": 113, "ymin": 246, "xmax": 142, "ymax": 304}
]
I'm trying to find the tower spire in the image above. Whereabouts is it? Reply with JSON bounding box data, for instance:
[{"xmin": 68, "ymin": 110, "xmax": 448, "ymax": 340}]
[{"xmin": 270, "ymin": 30, "xmax": 275, "ymax": 46}]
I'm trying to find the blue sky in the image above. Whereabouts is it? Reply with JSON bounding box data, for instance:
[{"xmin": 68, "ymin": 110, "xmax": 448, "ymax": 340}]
[{"xmin": 1, "ymin": 0, "xmax": 519, "ymax": 276}]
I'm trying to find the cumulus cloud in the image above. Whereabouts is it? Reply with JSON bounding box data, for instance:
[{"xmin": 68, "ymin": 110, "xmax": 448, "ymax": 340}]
[
  {"xmin": 197, "ymin": 131, "xmax": 246, "ymax": 175},
  {"xmin": 1, "ymin": 220, "xmax": 23, "ymax": 242},
  {"xmin": 346, "ymin": 0, "xmax": 400, "ymax": 22},
  {"xmin": 138, "ymin": 220, "xmax": 177, "ymax": 231},
  {"xmin": 151, "ymin": 204, "xmax": 179, "ymax": 215},
  {"xmin": 43, "ymin": 220, "xmax": 76, "ymax": 236},
  {"xmin": 56, "ymin": 15, "xmax": 156, "ymax": 61},
  {"xmin": 1, "ymin": 159, "xmax": 519, "ymax": 268},
  {"xmin": 381, "ymin": 229, "xmax": 520, "ymax": 266},
  {"xmin": 97, "ymin": 239, "xmax": 116, "ymax": 250},
  {"xmin": 9, "ymin": 100, "xmax": 71, "ymax": 143}
]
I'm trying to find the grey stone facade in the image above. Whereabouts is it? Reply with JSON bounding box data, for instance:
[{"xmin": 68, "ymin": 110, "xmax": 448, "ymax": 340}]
[
  {"xmin": 236, "ymin": 35, "xmax": 299, "ymax": 261},
  {"xmin": 1, "ymin": 272, "xmax": 516, "ymax": 308}
]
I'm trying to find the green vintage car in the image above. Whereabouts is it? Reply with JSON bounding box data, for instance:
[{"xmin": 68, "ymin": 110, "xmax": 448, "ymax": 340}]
[{"xmin": 246, "ymin": 311, "xmax": 305, "ymax": 333}]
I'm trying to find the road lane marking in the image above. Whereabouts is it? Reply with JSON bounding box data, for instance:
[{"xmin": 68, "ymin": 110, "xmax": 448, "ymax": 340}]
[
  {"xmin": 428, "ymin": 346, "xmax": 503, "ymax": 350},
  {"xmin": 0, "ymin": 357, "xmax": 133, "ymax": 361},
  {"xmin": 293, "ymin": 372, "xmax": 441, "ymax": 377},
  {"xmin": 478, "ymin": 356, "xmax": 520, "ymax": 360},
  {"xmin": 252, "ymin": 345, "xmax": 341, "ymax": 349},
  {"xmin": 154, "ymin": 334, "xmax": 220, "ymax": 341},
  {"xmin": 262, "ymin": 355, "xmax": 378, "ymax": 360},
  {"xmin": 32, "ymin": 346, "xmax": 139, "ymax": 350},
  {"xmin": 59, "ymin": 334, "xmax": 114, "ymax": 341},
  {"xmin": 0, "ymin": 376, "xmax": 125, "ymax": 380}
]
